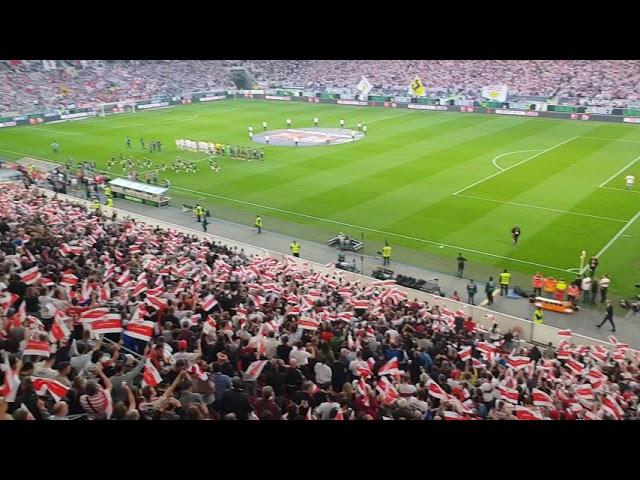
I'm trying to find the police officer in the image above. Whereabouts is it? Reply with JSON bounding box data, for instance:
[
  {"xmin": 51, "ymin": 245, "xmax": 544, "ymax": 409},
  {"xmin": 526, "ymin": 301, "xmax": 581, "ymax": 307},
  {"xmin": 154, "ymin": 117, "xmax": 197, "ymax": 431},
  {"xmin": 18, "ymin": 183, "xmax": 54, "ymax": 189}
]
[
  {"xmin": 382, "ymin": 241, "xmax": 392, "ymax": 266},
  {"xmin": 533, "ymin": 306, "xmax": 544, "ymax": 325},
  {"xmin": 499, "ymin": 269, "xmax": 511, "ymax": 296},
  {"xmin": 485, "ymin": 276, "xmax": 495, "ymax": 305},
  {"xmin": 290, "ymin": 240, "xmax": 301, "ymax": 258},
  {"xmin": 104, "ymin": 185, "xmax": 112, "ymax": 198},
  {"xmin": 105, "ymin": 197, "xmax": 114, "ymax": 208},
  {"xmin": 255, "ymin": 215, "xmax": 263, "ymax": 234},
  {"xmin": 91, "ymin": 197, "xmax": 101, "ymax": 214}
]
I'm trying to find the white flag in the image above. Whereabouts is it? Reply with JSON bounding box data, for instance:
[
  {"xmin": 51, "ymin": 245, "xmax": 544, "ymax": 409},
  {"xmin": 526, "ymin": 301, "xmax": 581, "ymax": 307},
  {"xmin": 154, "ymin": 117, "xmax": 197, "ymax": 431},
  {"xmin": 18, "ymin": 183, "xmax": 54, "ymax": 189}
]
[
  {"xmin": 481, "ymin": 85, "xmax": 508, "ymax": 103},
  {"xmin": 356, "ymin": 76, "xmax": 373, "ymax": 100}
]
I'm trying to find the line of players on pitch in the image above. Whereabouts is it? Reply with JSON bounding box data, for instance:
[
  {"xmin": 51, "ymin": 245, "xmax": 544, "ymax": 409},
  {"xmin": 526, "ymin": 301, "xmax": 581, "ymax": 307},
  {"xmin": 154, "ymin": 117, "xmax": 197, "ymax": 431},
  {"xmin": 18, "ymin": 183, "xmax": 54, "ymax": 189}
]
[{"xmin": 247, "ymin": 118, "xmax": 368, "ymax": 140}]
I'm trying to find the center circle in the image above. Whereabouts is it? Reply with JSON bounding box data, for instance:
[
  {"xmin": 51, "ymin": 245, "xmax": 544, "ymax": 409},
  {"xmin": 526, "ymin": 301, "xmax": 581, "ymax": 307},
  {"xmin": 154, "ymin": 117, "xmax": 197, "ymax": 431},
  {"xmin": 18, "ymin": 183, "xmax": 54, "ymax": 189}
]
[{"xmin": 252, "ymin": 127, "xmax": 364, "ymax": 147}]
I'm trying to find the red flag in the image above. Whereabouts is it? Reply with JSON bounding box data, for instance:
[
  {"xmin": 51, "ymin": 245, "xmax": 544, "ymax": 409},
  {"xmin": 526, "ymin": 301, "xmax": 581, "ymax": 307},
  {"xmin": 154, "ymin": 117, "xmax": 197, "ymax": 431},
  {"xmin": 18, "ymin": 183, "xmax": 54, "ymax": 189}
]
[
  {"xmin": 49, "ymin": 312, "xmax": 71, "ymax": 342},
  {"xmin": 507, "ymin": 356, "xmax": 531, "ymax": 371},
  {"xmin": 378, "ymin": 357, "xmax": 400, "ymax": 376},
  {"xmin": 201, "ymin": 294, "xmax": 218, "ymax": 312},
  {"xmin": 244, "ymin": 360, "xmax": 268, "ymax": 381},
  {"xmin": 0, "ymin": 366, "xmax": 20, "ymax": 402},
  {"xmin": 443, "ymin": 411, "xmax": 469, "ymax": 420},
  {"xmin": 91, "ymin": 315, "xmax": 123, "ymax": 334},
  {"xmin": 498, "ymin": 386, "xmax": 520, "ymax": 404},
  {"xmin": 515, "ymin": 405, "xmax": 543, "ymax": 420},
  {"xmin": 145, "ymin": 295, "xmax": 167, "ymax": 310},
  {"xmin": 32, "ymin": 378, "xmax": 70, "ymax": 401},
  {"xmin": 60, "ymin": 272, "xmax": 79, "ymax": 287},
  {"xmin": 602, "ymin": 394, "xmax": 624, "ymax": 420},
  {"xmin": 427, "ymin": 381, "xmax": 448, "ymax": 400},
  {"xmin": 557, "ymin": 329, "xmax": 572, "ymax": 337},
  {"xmin": 298, "ymin": 318, "xmax": 320, "ymax": 331},
  {"xmin": 19, "ymin": 266, "xmax": 41, "ymax": 285},
  {"xmin": 531, "ymin": 388, "xmax": 554, "ymax": 408},
  {"xmin": 79, "ymin": 307, "xmax": 109, "ymax": 323},
  {"xmin": 564, "ymin": 358, "xmax": 585, "ymax": 376},
  {"xmin": 23, "ymin": 339, "xmax": 51, "ymax": 357},
  {"xmin": 458, "ymin": 346, "xmax": 472, "ymax": 362},
  {"xmin": 125, "ymin": 321, "xmax": 154, "ymax": 342},
  {"xmin": 143, "ymin": 359, "xmax": 162, "ymax": 387}
]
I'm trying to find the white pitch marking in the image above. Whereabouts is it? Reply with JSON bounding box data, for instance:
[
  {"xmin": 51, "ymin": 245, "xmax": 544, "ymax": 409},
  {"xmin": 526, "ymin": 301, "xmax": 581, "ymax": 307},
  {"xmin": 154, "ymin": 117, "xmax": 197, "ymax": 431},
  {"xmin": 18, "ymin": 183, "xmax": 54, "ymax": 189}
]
[
  {"xmin": 452, "ymin": 136, "xmax": 579, "ymax": 196},
  {"xmin": 579, "ymin": 136, "xmax": 640, "ymax": 144},
  {"xmin": 491, "ymin": 149, "xmax": 542, "ymax": 171},
  {"xmin": 598, "ymin": 155, "xmax": 640, "ymax": 188},
  {"xmin": 580, "ymin": 210, "xmax": 640, "ymax": 273},
  {"xmin": 454, "ymin": 193, "xmax": 628, "ymax": 223},
  {"xmin": 26, "ymin": 127, "xmax": 81, "ymax": 136},
  {"xmin": 599, "ymin": 186, "xmax": 640, "ymax": 195}
]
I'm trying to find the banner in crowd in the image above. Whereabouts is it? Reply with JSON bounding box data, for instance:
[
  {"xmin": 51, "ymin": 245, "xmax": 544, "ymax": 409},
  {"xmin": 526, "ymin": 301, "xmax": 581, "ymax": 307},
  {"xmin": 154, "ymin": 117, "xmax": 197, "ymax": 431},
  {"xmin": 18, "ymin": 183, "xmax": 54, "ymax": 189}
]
[
  {"xmin": 481, "ymin": 85, "xmax": 508, "ymax": 103},
  {"xmin": 356, "ymin": 76, "xmax": 373, "ymax": 101},
  {"xmin": 409, "ymin": 76, "xmax": 425, "ymax": 97}
]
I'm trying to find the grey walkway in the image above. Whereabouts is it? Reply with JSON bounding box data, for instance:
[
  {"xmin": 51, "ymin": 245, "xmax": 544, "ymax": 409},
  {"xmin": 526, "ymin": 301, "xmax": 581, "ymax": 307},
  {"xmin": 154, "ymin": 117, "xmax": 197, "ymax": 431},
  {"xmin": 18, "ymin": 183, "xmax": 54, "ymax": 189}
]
[{"xmin": 105, "ymin": 198, "xmax": 640, "ymax": 349}]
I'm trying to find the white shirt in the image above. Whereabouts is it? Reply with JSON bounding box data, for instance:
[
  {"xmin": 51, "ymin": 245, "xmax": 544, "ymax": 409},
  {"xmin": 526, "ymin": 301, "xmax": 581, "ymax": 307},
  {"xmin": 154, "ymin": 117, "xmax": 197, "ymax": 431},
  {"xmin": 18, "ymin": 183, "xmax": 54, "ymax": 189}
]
[
  {"xmin": 286, "ymin": 119, "xmax": 291, "ymax": 124},
  {"xmin": 313, "ymin": 117, "xmax": 318, "ymax": 123},
  {"xmin": 340, "ymin": 120, "xmax": 344, "ymax": 125},
  {"xmin": 349, "ymin": 359, "xmax": 368, "ymax": 376},
  {"xmin": 625, "ymin": 174, "xmax": 635, "ymax": 184},
  {"xmin": 599, "ymin": 277, "xmax": 610, "ymax": 289},
  {"xmin": 289, "ymin": 347, "xmax": 312, "ymax": 366},
  {"xmin": 314, "ymin": 362, "xmax": 332, "ymax": 384},
  {"xmin": 262, "ymin": 122, "xmax": 267, "ymax": 127},
  {"xmin": 581, "ymin": 277, "xmax": 592, "ymax": 291}
]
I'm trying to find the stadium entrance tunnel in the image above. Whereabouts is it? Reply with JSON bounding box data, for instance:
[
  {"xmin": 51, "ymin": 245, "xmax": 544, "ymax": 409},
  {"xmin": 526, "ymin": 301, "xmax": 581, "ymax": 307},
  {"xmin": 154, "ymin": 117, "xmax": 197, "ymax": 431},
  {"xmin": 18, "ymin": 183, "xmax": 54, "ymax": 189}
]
[{"xmin": 252, "ymin": 127, "xmax": 364, "ymax": 147}]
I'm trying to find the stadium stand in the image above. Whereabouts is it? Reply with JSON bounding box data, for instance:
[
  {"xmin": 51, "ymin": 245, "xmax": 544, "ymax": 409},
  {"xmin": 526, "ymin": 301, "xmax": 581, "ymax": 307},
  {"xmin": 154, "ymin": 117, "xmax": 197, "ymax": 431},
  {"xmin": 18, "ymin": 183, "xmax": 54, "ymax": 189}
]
[
  {"xmin": 1, "ymin": 182, "xmax": 638, "ymax": 421},
  {"xmin": 2, "ymin": 60, "xmax": 640, "ymax": 116}
]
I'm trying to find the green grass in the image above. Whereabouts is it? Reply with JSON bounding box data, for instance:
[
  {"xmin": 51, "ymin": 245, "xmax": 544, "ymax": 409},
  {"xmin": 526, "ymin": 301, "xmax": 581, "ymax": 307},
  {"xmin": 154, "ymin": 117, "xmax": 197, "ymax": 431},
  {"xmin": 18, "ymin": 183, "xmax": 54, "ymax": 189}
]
[{"xmin": 1, "ymin": 99, "xmax": 639, "ymax": 301}]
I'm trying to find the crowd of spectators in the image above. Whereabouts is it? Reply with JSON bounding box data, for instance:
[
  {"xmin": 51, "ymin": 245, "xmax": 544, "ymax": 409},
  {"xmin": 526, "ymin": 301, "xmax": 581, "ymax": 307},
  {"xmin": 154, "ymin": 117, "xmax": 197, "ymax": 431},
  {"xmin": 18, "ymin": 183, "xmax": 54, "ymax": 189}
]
[
  {"xmin": 0, "ymin": 60, "xmax": 235, "ymax": 116},
  {"xmin": 2, "ymin": 60, "xmax": 640, "ymax": 116},
  {"xmin": 1, "ymin": 183, "xmax": 638, "ymax": 421}
]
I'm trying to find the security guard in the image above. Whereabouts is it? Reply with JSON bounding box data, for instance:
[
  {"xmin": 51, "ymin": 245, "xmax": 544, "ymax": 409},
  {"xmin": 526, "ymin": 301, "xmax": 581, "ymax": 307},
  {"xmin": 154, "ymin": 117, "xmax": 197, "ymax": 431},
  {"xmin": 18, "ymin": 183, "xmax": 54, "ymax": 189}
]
[
  {"xmin": 91, "ymin": 198, "xmax": 101, "ymax": 214},
  {"xmin": 499, "ymin": 269, "xmax": 511, "ymax": 296},
  {"xmin": 194, "ymin": 204, "xmax": 205, "ymax": 222},
  {"xmin": 533, "ymin": 306, "xmax": 544, "ymax": 324},
  {"xmin": 255, "ymin": 215, "xmax": 263, "ymax": 234},
  {"xmin": 105, "ymin": 197, "xmax": 114, "ymax": 208},
  {"xmin": 290, "ymin": 240, "xmax": 301, "ymax": 257},
  {"xmin": 382, "ymin": 241, "xmax": 392, "ymax": 266},
  {"xmin": 104, "ymin": 185, "xmax": 112, "ymax": 198},
  {"xmin": 531, "ymin": 272, "xmax": 544, "ymax": 297}
]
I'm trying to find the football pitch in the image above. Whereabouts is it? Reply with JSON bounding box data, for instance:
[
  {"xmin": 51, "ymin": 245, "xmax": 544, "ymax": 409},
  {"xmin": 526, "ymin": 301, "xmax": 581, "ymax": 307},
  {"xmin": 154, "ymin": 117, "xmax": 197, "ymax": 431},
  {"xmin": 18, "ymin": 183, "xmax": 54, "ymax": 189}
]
[{"xmin": 1, "ymin": 99, "xmax": 639, "ymax": 300}]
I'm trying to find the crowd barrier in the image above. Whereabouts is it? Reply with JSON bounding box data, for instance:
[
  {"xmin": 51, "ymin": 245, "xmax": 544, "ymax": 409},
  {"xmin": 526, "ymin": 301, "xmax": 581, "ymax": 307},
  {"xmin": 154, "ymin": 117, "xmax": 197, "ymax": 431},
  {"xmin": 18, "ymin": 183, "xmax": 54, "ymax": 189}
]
[{"xmin": 35, "ymin": 188, "xmax": 638, "ymax": 358}]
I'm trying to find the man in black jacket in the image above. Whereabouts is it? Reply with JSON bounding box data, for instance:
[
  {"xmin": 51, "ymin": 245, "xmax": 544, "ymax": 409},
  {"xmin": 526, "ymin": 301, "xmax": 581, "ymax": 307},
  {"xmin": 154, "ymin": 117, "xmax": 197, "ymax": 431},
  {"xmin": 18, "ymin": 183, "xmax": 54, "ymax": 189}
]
[
  {"xmin": 220, "ymin": 378, "xmax": 253, "ymax": 420},
  {"xmin": 596, "ymin": 299, "xmax": 616, "ymax": 332}
]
